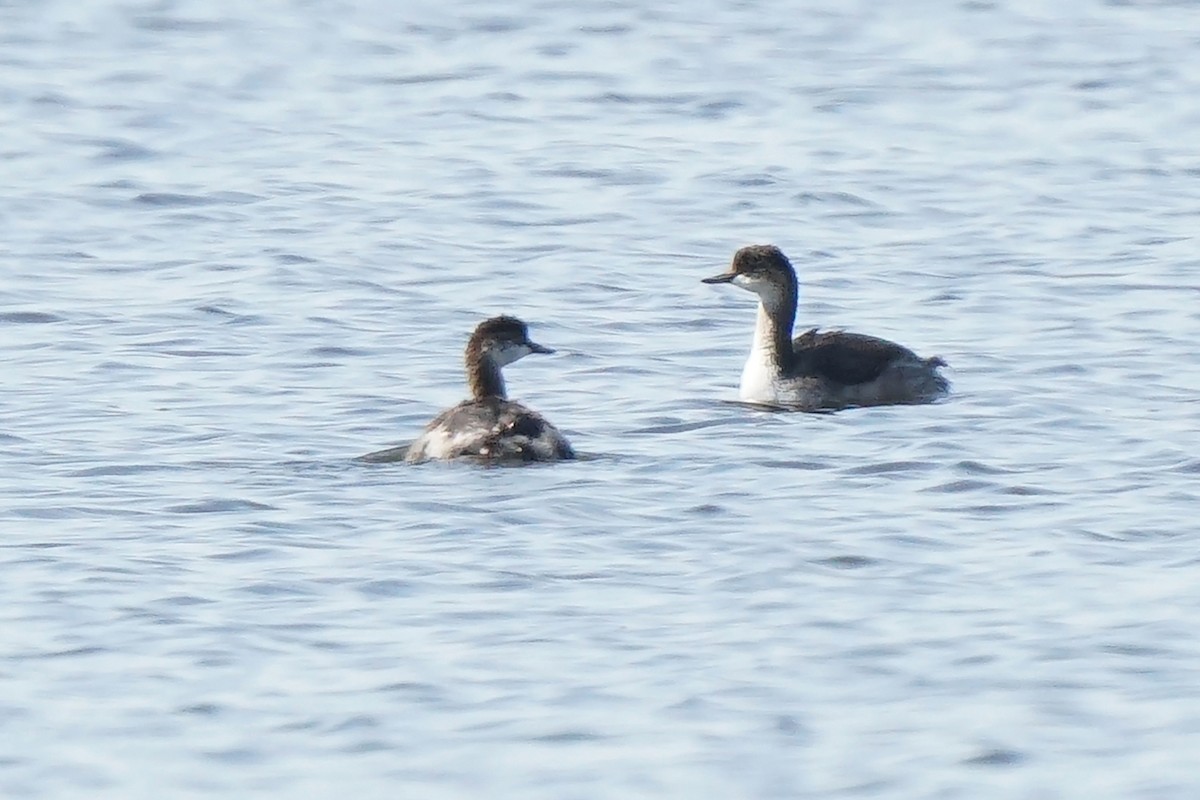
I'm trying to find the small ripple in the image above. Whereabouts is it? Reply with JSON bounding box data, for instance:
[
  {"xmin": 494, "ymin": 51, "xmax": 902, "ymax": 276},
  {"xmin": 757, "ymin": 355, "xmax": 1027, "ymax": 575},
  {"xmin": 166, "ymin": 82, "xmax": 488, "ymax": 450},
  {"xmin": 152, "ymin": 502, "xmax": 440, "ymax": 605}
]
[
  {"xmin": 343, "ymin": 740, "xmax": 394, "ymax": 754},
  {"xmin": 276, "ymin": 718, "xmax": 320, "ymax": 733},
  {"xmin": 755, "ymin": 459, "xmax": 833, "ymax": 470},
  {"xmin": 775, "ymin": 715, "xmax": 809, "ymax": 737},
  {"xmin": 475, "ymin": 571, "xmax": 538, "ymax": 591},
  {"xmin": 963, "ymin": 504, "xmax": 1017, "ymax": 516},
  {"xmin": 628, "ymin": 418, "xmax": 741, "ymax": 435},
  {"xmin": 794, "ymin": 191, "xmax": 879, "ymax": 207},
  {"xmin": 885, "ymin": 534, "xmax": 959, "ymax": 550},
  {"xmin": 89, "ymin": 137, "xmax": 157, "ymax": 162},
  {"xmin": 10, "ymin": 645, "xmax": 108, "ymax": 661},
  {"xmin": 1002, "ymin": 484, "xmax": 1059, "ymax": 496},
  {"xmin": 696, "ymin": 99, "xmax": 745, "ymax": 118},
  {"xmin": 309, "ymin": 346, "xmax": 371, "ymax": 358},
  {"xmin": 165, "ymin": 499, "xmax": 275, "ymax": 514},
  {"xmin": 711, "ymin": 170, "xmax": 779, "ymax": 188},
  {"xmin": 4, "ymin": 541, "xmax": 70, "ymax": 550},
  {"xmin": 547, "ymin": 571, "xmax": 607, "ymax": 581},
  {"xmin": 585, "ymin": 91, "xmax": 698, "ymax": 107},
  {"xmin": 1030, "ymin": 363, "xmax": 1088, "ymax": 376},
  {"xmin": 134, "ymin": 192, "xmax": 214, "ymax": 207},
  {"xmin": 133, "ymin": 191, "xmax": 260, "ymax": 207},
  {"xmin": 355, "ymin": 445, "xmax": 411, "ymax": 464},
  {"xmin": 813, "ymin": 555, "xmax": 878, "ymax": 570},
  {"xmin": 1171, "ymin": 459, "xmax": 1200, "ymax": 474},
  {"xmin": 203, "ymin": 748, "xmax": 263, "ymax": 765},
  {"xmin": 531, "ymin": 730, "xmax": 608, "ymax": 743},
  {"xmin": 844, "ymin": 460, "xmax": 932, "ymax": 476},
  {"xmin": 9, "ymin": 505, "xmax": 154, "ymax": 520},
  {"xmin": 274, "ymin": 252, "xmax": 317, "ymax": 264},
  {"xmin": 66, "ymin": 464, "xmax": 171, "ymax": 478},
  {"xmin": 240, "ymin": 582, "xmax": 318, "ymax": 597},
  {"xmin": 1103, "ymin": 642, "xmax": 1168, "ymax": 657},
  {"xmin": 922, "ymin": 479, "xmax": 996, "ymax": 493},
  {"xmin": 209, "ymin": 547, "xmax": 277, "ymax": 562},
  {"xmin": 356, "ymin": 579, "xmax": 417, "ymax": 598},
  {"xmin": 953, "ymin": 460, "xmax": 1014, "ymax": 475},
  {"xmin": 160, "ymin": 595, "xmax": 214, "ymax": 606},
  {"xmin": 330, "ymin": 715, "xmax": 380, "ymax": 732},
  {"xmin": 0, "ymin": 311, "xmax": 63, "ymax": 324},
  {"xmin": 196, "ymin": 305, "xmax": 263, "ymax": 324},
  {"xmin": 132, "ymin": 15, "xmax": 231, "ymax": 32},
  {"xmin": 372, "ymin": 71, "xmax": 479, "ymax": 86},
  {"xmin": 579, "ymin": 23, "xmax": 631, "ymax": 34},
  {"xmin": 29, "ymin": 91, "xmax": 77, "ymax": 107},
  {"xmin": 467, "ymin": 16, "xmax": 526, "ymax": 33},
  {"xmin": 378, "ymin": 682, "xmax": 445, "ymax": 702},
  {"xmin": 483, "ymin": 212, "xmax": 624, "ymax": 228},
  {"xmin": 963, "ymin": 748, "xmax": 1026, "ymax": 767},
  {"xmin": 533, "ymin": 165, "xmax": 664, "ymax": 186}
]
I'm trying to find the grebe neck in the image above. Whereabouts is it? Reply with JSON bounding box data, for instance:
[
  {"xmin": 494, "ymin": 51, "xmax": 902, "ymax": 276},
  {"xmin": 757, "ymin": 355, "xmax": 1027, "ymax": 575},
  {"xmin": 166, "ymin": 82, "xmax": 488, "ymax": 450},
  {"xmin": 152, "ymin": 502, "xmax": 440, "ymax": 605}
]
[
  {"xmin": 752, "ymin": 281, "xmax": 797, "ymax": 369},
  {"xmin": 467, "ymin": 353, "xmax": 506, "ymax": 400}
]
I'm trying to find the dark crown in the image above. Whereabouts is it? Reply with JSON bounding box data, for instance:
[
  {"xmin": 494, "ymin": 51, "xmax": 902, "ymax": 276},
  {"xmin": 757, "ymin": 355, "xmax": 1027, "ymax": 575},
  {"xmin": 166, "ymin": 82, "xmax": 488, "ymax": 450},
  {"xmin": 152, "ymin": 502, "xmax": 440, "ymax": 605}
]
[
  {"xmin": 470, "ymin": 315, "xmax": 529, "ymax": 346},
  {"xmin": 731, "ymin": 244, "xmax": 793, "ymax": 276}
]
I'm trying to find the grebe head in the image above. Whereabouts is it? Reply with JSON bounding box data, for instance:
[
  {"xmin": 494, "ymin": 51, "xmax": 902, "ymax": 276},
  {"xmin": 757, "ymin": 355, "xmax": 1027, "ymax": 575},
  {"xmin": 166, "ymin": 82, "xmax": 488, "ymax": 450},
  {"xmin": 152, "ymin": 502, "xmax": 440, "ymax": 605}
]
[
  {"xmin": 468, "ymin": 315, "xmax": 554, "ymax": 367},
  {"xmin": 702, "ymin": 244, "xmax": 797, "ymax": 297}
]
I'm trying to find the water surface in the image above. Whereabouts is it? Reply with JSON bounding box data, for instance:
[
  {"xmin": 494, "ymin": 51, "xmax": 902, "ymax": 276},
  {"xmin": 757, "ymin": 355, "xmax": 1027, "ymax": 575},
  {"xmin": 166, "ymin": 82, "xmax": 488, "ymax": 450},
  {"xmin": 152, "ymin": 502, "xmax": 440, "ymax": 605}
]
[{"xmin": 3, "ymin": 0, "xmax": 1200, "ymax": 797}]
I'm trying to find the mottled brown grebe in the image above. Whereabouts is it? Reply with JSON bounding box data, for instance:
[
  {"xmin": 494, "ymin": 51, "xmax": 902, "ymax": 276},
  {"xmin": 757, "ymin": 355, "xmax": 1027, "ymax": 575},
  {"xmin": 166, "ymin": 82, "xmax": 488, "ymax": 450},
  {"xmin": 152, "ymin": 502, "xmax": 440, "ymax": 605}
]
[
  {"xmin": 703, "ymin": 245, "xmax": 949, "ymax": 410},
  {"xmin": 361, "ymin": 316, "xmax": 574, "ymax": 464}
]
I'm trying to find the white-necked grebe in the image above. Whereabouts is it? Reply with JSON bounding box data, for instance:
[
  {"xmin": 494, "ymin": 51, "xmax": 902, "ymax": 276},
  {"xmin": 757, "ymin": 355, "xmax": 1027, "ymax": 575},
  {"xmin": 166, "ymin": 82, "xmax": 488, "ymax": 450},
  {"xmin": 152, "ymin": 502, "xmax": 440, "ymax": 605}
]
[
  {"xmin": 361, "ymin": 315, "xmax": 574, "ymax": 464},
  {"xmin": 703, "ymin": 244, "xmax": 948, "ymax": 410}
]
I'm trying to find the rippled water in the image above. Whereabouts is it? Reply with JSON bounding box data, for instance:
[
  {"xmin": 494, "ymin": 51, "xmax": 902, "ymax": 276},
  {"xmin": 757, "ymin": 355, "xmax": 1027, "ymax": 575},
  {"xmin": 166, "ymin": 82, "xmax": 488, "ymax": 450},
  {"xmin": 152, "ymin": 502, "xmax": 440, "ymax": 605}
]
[{"xmin": 4, "ymin": 0, "xmax": 1200, "ymax": 797}]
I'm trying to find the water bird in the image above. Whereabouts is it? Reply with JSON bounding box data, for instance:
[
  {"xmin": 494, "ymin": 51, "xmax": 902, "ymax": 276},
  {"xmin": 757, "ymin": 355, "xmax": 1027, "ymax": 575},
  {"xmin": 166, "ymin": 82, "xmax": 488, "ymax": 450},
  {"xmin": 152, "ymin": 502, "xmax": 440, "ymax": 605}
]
[
  {"xmin": 360, "ymin": 315, "xmax": 574, "ymax": 464},
  {"xmin": 702, "ymin": 244, "xmax": 948, "ymax": 410}
]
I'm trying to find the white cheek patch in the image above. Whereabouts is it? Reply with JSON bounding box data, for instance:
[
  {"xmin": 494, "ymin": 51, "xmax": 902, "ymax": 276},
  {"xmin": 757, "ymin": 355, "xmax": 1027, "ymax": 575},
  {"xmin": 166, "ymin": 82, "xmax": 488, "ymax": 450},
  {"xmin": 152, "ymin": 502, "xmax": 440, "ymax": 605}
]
[
  {"xmin": 731, "ymin": 274, "xmax": 763, "ymax": 294},
  {"xmin": 493, "ymin": 342, "xmax": 532, "ymax": 367}
]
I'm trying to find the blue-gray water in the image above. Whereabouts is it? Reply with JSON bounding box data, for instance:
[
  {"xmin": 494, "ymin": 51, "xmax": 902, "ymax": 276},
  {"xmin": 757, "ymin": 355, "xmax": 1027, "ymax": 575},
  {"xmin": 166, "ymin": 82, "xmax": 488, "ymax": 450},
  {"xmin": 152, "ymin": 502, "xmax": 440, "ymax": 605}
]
[{"xmin": 4, "ymin": 0, "xmax": 1200, "ymax": 797}]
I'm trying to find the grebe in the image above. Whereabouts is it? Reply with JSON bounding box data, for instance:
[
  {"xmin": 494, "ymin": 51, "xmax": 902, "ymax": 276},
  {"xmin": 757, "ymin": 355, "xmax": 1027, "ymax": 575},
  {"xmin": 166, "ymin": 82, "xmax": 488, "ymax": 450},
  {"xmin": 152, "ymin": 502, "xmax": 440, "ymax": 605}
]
[
  {"xmin": 703, "ymin": 245, "xmax": 948, "ymax": 410},
  {"xmin": 360, "ymin": 315, "xmax": 574, "ymax": 463}
]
